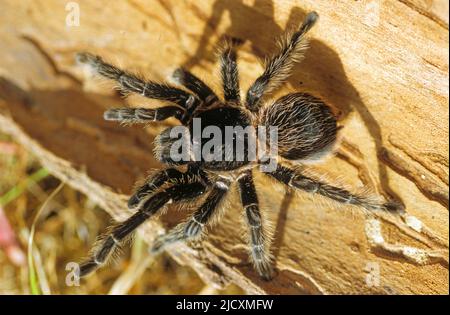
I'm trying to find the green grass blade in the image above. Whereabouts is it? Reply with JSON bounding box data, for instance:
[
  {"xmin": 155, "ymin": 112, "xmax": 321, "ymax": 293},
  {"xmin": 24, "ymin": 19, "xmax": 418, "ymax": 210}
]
[
  {"xmin": 27, "ymin": 249, "xmax": 41, "ymax": 295},
  {"xmin": 0, "ymin": 168, "xmax": 50, "ymax": 207},
  {"xmin": 27, "ymin": 181, "xmax": 64, "ymax": 295}
]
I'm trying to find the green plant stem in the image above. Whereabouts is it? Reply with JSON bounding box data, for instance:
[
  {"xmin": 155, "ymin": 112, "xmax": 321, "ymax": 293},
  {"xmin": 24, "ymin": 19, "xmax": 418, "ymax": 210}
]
[{"xmin": 0, "ymin": 168, "xmax": 49, "ymax": 207}]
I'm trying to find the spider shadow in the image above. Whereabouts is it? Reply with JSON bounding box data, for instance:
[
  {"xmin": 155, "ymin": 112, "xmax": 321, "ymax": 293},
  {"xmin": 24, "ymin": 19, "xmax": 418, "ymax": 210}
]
[
  {"xmin": 180, "ymin": 0, "xmax": 404, "ymax": 282},
  {"xmin": 183, "ymin": 0, "xmax": 399, "ymax": 200},
  {"xmin": 271, "ymin": 189, "xmax": 294, "ymax": 262}
]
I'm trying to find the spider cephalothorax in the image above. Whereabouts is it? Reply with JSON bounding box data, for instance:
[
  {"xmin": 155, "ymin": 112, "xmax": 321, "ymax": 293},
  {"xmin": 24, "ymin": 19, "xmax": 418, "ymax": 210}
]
[{"xmin": 75, "ymin": 12, "xmax": 401, "ymax": 280}]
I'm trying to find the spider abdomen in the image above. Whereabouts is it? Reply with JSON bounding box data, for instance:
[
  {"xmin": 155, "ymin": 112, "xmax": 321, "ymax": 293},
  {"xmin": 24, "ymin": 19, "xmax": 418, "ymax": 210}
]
[{"xmin": 262, "ymin": 92, "xmax": 338, "ymax": 161}]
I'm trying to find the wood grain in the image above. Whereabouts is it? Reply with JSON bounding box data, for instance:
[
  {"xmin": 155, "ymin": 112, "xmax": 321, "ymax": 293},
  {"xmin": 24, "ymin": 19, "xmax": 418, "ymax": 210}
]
[{"xmin": 0, "ymin": 0, "xmax": 448, "ymax": 294}]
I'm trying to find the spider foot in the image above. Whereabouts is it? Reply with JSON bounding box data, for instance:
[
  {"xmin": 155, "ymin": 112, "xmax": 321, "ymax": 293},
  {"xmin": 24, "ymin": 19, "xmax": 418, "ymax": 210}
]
[
  {"xmin": 383, "ymin": 200, "xmax": 406, "ymax": 214},
  {"xmin": 254, "ymin": 259, "xmax": 275, "ymax": 281},
  {"xmin": 75, "ymin": 52, "xmax": 98, "ymax": 66},
  {"xmin": 150, "ymin": 226, "xmax": 184, "ymax": 254}
]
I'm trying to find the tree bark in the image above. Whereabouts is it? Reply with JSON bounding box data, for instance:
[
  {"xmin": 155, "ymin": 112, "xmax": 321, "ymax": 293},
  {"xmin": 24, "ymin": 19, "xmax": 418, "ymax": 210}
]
[{"xmin": 0, "ymin": 0, "xmax": 448, "ymax": 294}]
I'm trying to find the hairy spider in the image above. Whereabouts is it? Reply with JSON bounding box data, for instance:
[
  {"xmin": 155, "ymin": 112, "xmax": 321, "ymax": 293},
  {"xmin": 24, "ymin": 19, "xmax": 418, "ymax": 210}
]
[{"xmin": 75, "ymin": 12, "xmax": 402, "ymax": 280}]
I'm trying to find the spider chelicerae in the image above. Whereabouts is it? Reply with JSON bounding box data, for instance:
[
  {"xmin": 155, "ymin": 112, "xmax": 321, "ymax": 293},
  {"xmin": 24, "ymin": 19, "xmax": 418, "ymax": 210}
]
[{"xmin": 75, "ymin": 12, "xmax": 401, "ymax": 280}]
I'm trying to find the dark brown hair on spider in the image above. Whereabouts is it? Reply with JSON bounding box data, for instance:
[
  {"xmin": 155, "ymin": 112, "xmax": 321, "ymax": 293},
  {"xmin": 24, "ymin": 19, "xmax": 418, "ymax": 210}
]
[{"xmin": 75, "ymin": 11, "xmax": 402, "ymax": 281}]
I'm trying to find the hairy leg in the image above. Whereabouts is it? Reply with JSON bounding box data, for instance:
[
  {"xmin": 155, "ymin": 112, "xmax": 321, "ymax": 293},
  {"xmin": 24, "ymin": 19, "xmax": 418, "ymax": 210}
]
[
  {"xmin": 238, "ymin": 171, "xmax": 273, "ymax": 280},
  {"xmin": 246, "ymin": 12, "xmax": 318, "ymax": 111},
  {"xmin": 267, "ymin": 164, "xmax": 403, "ymax": 212},
  {"xmin": 172, "ymin": 68, "xmax": 219, "ymax": 106},
  {"xmin": 127, "ymin": 168, "xmax": 184, "ymax": 209},
  {"xmin": 219, "ymin": 42, "xmax": 241, "ymax": 103},
  {"xmin": 127, "ymin": 165, "xmax": 209, "ymax": 210},
  {"xmin": 79, "ymin": 181, "xmax": 207, "ymax": 277},
  {"xmin": 76, "ymin": 53, "xmax": 199, "ymax": 118},
  {"xmin": 104, "ymin": 106, "xmax": 184, "ymax": 124},
  {"xmin": 151, "ymin": 177, "xmax": 230, "ymax": 253}
]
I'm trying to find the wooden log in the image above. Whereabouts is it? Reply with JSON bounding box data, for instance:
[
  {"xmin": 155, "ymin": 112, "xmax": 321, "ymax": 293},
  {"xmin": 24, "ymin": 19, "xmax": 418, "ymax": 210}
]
[{"xmin": 0, "ymin": 0, "xmax": 448, "ymax": 294}]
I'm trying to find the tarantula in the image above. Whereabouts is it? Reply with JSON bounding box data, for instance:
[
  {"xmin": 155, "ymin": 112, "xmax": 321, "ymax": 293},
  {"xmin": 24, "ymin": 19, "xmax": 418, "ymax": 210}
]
[{"xmin": 75, "ymin": 12, "xmax": 401, "ymax": 280}]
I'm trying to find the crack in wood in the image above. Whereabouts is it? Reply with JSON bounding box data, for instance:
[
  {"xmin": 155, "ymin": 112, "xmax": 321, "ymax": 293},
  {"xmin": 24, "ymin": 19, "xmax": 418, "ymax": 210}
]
[
  {"xmin": 398, "ymin": 0, "xmax": 449, "ymax": 29},
  {"xmin": 20, "ymin": 35, "xmax": 82, "ymax": 85},
  {"xmin": 365, "ymin": 218, "xmax": 449, "ymax": 267},
  {"xmin": 380, "ymin": 145, "xmax": 449, "ymax": 208}
]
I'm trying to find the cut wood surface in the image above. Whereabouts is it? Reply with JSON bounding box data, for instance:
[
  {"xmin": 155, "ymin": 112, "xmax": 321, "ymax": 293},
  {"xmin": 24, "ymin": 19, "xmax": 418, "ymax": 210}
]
[{"xmin": 0, "ymin": 0, "xmax": 448, "ymax": 294}]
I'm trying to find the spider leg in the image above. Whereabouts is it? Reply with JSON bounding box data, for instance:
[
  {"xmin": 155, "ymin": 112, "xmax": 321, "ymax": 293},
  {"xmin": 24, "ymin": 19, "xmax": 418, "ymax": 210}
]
[
  {"xmin": 172, "ymin": 68, "xmax": 219, "ymax": 106},
  {"xmin": 76, "ymin": 52, "xmax": 200, "ymax": 123},
  {"xmin": 266, "ymin": 164, "xmax": 403, "ymax": 212},
  {"xmin": 127, "ymin": 168, "xmax": 184, "ymax": 209},
  {"xmin": 245, "ymin": 12, "xmax": 318, "ymax": 112},
  {"xmin": 104, "ymin": 106, "xmax": 184, "ymax": 124},
  {"xmin": 128, "ymin": 165, "xmax": 209, "ymax": 209},
  {"xmin": 79, "ymin": 181, "xmax": 207, "ymax": 277},
  {"xmin": 128, "ymin": 164, "xmax": 210, "ymax": 209},
  {"xmin": 151, "ymin": 177, "xmax": 230, "ymax": 253},
  {"xmin": 238, "ymin": 171, "xmax": 273, "ymax": 280},
  {"xmin": 219, "ymin": 42, "xmax": 241, "ymax": 103}
]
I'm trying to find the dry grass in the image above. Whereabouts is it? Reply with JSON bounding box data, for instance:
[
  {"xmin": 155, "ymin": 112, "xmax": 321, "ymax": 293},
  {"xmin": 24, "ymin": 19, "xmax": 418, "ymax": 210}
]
[{"xmin": 0, "ymin": 132, "xmax": 243, "ymax": 295}]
